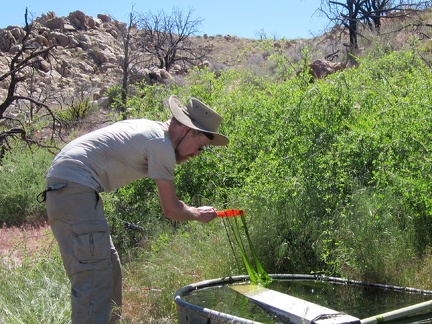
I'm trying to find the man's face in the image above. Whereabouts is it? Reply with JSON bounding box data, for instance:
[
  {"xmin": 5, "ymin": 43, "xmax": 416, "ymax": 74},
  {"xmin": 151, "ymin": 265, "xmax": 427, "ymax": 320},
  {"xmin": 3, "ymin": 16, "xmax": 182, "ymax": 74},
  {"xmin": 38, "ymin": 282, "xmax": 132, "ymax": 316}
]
[{"xmin": 175, "ymin": 130, "xmax": 211, "ymax": 164}]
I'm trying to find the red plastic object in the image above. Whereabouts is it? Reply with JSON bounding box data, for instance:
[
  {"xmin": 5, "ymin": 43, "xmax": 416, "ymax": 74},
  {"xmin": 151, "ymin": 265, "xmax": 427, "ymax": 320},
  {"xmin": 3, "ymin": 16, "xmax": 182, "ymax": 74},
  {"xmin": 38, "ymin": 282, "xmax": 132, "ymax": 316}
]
[{"xmin": 216, "ymin": 209, "xmax": 246, "ymax": 217}]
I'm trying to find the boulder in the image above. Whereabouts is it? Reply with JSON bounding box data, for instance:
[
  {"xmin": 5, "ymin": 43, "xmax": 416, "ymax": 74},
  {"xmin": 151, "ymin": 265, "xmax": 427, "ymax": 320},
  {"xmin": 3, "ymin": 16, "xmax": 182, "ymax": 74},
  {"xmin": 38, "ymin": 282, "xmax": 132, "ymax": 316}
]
[
  {"xmin": 63, "ymin": 24, "xmax": 76, "ymax": 32},
  {"xmin": 309, "ymin": 59, "xmax": 346, "ymax": 79},
  {"xmin": 45, "ymin": 17, "xmax": 65, "ymax": 30},
  {"xmin": 0, "ymin": 30, "xmax": 15, "ymax": 51},
  {"xmin": 37, "ymin": 59, "xmax": 51, "ymax": 72},
  {"xmin": 68, "ymin": 10, "xmax": 87, "ymax": 30},
  {"xmin": 9, "ymin": 27, "xmax": 25, "ymax": 43},
  {"xmin": 93, "ymin": 49, "xmax": 116, "ymax": 64},
  {"xmin": 35, "ymin": 35, "xmax": 50, "ymax": 47},
  {"xmin": 97, "ymin": 14, "xmax": 111, "ymax": 23},
  {"xmin": 87, "ymin": 17, "xmax": 99, "ymax": 29},
  {"xmin": 77, "ymin": 34, "xmax": 92, "ymax": 49},
  {"xmin": 48, "ymin": 32, "xmax": 70, "ymax": 47}
]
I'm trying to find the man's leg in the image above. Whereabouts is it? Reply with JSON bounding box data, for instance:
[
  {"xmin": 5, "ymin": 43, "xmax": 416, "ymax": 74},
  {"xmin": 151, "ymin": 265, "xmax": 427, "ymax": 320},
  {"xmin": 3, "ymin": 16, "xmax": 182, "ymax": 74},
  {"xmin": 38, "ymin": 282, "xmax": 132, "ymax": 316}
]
[
  {"xmin": 46, "ymin": 178, "xmax": 122, "ymax": 324},
  {"xmin": 109, "ymin": 237, "xmax": 122, "ymax": 323}
]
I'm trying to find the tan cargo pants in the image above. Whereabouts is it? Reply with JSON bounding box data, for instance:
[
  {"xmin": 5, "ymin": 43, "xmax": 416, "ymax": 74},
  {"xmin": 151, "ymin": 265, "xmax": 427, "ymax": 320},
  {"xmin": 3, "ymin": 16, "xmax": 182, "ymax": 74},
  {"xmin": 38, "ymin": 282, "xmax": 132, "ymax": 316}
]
[{"xmin": 45, "ymin": 177, "xmax": 122, "ymax": 324}]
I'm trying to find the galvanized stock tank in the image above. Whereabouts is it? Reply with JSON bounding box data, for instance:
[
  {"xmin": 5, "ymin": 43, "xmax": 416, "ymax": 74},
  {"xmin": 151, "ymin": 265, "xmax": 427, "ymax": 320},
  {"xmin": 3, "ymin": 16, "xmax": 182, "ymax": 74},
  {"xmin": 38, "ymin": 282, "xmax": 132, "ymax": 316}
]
[{"xmin": 174, "ymin": 274, "xmax": 432, "ymax": 324}]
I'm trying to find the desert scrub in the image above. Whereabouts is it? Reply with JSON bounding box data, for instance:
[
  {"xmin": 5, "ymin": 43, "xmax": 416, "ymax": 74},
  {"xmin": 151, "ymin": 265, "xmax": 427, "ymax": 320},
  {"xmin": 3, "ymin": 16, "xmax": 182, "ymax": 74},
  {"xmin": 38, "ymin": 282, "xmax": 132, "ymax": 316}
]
[
  {"xmin": 0, "ymin": 146, "xmax": 52, "ymax": 226},
  {"xmin": 56, "ymin": 96, "xmax": 97, "ymax": 127}
]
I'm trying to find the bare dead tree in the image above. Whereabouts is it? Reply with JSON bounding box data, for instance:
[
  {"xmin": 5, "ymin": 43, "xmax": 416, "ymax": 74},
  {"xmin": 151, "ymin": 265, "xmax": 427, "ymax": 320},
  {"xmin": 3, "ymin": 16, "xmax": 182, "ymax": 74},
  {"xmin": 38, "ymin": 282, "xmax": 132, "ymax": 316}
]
[
  {"xmin": 121, "ymin": 11, "xmax": 135, "ymax": 114},
  {"xmin": 137, "ymin": 7, "xmax": 210, "ymax": 71},
  {"xmin": 362, "ymin": 0, "xmax": 430, "ymax": 33},
  {"xmin": 319, "ymin": 0, "xmax": 364, "ymax": 52},
  {"xmin": 0, "ymin": 8, "xmax": 60, "ymax": 158},
  {"xmin": 113, "ymin": 6, "xmax": 149, "ymax": 119},
  {"xmin": 362, "ymin": 0, "xmax": 394, "ymax": 32},
  {"xmin": 319, "ymin": 0, "xmax": 430, "ymax": 52}
]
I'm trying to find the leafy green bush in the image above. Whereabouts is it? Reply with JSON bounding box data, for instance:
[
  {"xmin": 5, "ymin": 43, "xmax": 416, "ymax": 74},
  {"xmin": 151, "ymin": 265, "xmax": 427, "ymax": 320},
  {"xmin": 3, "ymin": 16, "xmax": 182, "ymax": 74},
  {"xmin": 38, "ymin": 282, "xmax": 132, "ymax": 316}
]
[
  {"xmin": 123, "ymin": 84, "xmax": 174, "ymax": 120},
  {"xmin": 104, "ymin": 178, "xmax": 165, "ymax": 252},
  {"xmin": 2, "ymin": 41, "xmax": 432, "ymax": 324},
  {"xmin": 104, "ymin": 84, "xmax": 123, "ymax": 110},
  {"xmin": 0, "ymin": 147, "xmax": 52, "ymax": 226},
  {"xmin": 107, "ymin": 48, "xmax": 430, "ymax": 281},
  {"xmin": 20, "ymin": 45, "xmax": 426, "ymax": 285},
  {"xmin": 228, "ymin": 48, "xmax": 431, "ymax": 277}
]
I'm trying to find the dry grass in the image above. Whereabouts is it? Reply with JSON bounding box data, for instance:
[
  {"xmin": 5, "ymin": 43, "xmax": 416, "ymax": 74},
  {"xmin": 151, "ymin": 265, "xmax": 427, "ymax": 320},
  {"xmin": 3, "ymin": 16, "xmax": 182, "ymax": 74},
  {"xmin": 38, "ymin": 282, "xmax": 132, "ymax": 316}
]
[{"xmin": 0, "ymin": 224, "xmax": 54, "ymax": 267}]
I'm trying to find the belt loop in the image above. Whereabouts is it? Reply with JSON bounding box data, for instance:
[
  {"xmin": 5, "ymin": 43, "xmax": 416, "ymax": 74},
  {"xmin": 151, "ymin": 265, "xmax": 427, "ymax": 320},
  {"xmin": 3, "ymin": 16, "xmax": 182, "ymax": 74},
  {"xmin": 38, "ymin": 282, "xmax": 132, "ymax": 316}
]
[{"xmin": 36, "ymin": 183, "xmax": 67, "ymax": 203}]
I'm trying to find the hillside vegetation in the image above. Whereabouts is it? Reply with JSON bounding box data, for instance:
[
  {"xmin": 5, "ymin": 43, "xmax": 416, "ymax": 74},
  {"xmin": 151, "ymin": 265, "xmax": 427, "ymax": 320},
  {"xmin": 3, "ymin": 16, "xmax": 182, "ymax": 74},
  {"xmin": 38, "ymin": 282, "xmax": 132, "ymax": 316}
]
[{"xmin": 1, "ymin": 8, "xmax": 432, "ymax": 323}]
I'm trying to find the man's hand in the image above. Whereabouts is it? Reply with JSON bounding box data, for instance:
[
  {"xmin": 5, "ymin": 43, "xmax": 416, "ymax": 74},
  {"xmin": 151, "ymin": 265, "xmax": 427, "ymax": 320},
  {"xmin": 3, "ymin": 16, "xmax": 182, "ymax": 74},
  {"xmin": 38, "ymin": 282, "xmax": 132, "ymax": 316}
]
[
  {"xmin": 195, "ymin": 206, "xmax": 217, "ymax": 223},
  {"xmin": 156, "ymin": 179, "xmax": 217, "ymax": 222}
]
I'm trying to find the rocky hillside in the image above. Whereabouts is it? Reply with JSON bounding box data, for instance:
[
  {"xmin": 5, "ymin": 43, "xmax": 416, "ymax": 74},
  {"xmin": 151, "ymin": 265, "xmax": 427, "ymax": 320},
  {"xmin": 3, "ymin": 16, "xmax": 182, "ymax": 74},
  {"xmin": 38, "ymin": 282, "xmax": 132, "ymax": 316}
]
[
  {"xmin": 0, "ymin": 10, "xmax": 265, "ymax": 110},
  {"xmin": 0, "ymin": 9, "xmax": 344, "ymax": 109},
  {"xmin": 0, "ymin": 11, "xmax": 130, "ymax": 107},
  {"xmin": 1, "ymin": 9, "xmax": 431, "ymax": 111}
]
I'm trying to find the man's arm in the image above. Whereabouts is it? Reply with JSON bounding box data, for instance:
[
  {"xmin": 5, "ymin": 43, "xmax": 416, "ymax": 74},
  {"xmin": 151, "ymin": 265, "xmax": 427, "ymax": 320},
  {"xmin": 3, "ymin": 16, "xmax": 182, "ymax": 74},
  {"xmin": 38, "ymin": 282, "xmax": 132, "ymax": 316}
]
[{"xmin": 155, "ymin": 179, "xmax": 217, "ymax": 223}]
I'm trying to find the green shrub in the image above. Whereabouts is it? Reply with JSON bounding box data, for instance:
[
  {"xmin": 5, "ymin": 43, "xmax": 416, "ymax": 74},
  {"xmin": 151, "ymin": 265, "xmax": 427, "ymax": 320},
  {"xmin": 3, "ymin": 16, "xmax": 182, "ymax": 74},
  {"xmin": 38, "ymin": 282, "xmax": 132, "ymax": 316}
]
[
  {"xmin": 0, "ymin": 147, "xmax": 52, "ymax": 227},
  {"xmin": 104, "ymin": 84, "xmax": 123, "ymax": 110},
  {"xmin": 110, "ymin": 49, "xmax": 431, "ymax": 281},
  {"xmin": 104, "ymin": 178, "xmax": 165, "ymax": 253},
  {"xmin": 56, "ymin": 97, "xmax": 97, "ymax": 126},
  {"xmin": 214, "ymin": 48, "xmax": 432, "ymax": 277},
  {"xmin": 2, "ymin": 41, "xmax": 432, "ymax": 323}
]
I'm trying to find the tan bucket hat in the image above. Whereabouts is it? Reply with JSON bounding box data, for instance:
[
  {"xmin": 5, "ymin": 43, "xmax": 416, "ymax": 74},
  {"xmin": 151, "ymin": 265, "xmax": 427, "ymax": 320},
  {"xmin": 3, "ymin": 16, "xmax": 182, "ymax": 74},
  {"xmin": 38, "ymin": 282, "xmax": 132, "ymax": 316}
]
[{"xmin": 168, "ymin": 95, "xmax": 229, "ymax": 146}]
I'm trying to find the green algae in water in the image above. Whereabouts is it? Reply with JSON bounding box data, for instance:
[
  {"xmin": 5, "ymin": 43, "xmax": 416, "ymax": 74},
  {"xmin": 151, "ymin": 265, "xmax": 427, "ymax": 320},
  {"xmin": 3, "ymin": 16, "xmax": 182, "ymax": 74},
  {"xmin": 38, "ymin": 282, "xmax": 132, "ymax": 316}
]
[{"xmin": 222, "ymin": 213, "xmax": 272, "ymax": 285}]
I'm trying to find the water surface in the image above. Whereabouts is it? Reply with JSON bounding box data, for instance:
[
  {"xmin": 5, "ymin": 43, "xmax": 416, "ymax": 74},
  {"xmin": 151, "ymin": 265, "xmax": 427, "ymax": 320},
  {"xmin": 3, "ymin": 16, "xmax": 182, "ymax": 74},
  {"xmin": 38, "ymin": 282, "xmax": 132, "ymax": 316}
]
[{"xmin": 183, "ymin": 278, "xmax": 432, "ymax": 323}]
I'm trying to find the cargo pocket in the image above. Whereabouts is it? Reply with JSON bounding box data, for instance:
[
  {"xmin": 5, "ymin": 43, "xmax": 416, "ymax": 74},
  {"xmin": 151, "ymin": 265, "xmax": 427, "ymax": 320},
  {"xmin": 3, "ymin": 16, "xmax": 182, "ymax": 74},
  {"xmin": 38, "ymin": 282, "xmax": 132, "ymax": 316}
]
[{"xmin": 70, "ymin": 220, "xmax": 111, "ymax": 274}]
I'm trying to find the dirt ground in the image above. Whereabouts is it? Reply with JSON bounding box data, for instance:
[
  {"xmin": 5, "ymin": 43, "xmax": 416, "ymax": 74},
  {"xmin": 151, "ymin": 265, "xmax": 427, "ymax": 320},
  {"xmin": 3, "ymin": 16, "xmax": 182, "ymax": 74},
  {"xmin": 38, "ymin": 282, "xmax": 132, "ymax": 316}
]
[{"xmin": 0, "ymin": 224, "xmax": 55, "ymax": 266}]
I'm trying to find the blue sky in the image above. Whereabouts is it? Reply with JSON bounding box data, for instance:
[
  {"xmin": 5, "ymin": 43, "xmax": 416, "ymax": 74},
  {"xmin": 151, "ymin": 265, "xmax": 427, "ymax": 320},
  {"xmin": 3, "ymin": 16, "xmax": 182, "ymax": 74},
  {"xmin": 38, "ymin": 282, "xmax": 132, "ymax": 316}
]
[{"xmin": 1, "ymin": 0, "xmax": 330, "ymax": 39}]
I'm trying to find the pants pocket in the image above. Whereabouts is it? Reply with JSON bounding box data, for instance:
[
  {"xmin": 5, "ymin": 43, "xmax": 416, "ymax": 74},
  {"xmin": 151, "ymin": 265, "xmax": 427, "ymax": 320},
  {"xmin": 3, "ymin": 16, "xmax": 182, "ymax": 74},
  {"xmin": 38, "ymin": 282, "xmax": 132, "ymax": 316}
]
[{"xmin": 71, "ymin": 220, "xmax": 111, "ymax": 272}]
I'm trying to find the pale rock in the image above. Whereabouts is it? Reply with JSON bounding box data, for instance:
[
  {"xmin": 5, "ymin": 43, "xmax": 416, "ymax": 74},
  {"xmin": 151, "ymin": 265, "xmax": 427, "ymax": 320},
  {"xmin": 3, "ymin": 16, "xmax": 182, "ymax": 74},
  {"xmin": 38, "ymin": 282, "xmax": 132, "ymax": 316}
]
[{"xmin": 45, "ymin": 17, "xmax": 65, "ymax": 30}]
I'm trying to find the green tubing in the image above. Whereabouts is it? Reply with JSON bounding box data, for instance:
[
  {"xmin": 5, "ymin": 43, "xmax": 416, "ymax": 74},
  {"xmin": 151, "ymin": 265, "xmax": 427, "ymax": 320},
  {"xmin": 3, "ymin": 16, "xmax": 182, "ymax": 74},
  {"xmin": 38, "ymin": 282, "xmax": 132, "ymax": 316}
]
[{"xmin": 361, "ymin": 300, "xmax": 432, "ymax": 324}]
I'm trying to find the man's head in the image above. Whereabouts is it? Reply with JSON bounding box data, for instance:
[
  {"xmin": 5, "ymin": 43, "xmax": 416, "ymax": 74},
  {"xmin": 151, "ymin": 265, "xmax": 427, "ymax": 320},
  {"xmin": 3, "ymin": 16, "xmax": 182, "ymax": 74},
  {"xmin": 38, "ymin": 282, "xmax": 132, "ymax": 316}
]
[
  {"xmin": 168, "ymin": 95, "xmax": 229, "ymax": 147},
  {"xmin": 169, "ymin": 118, "xmax": 213, "ymax": 163}
]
